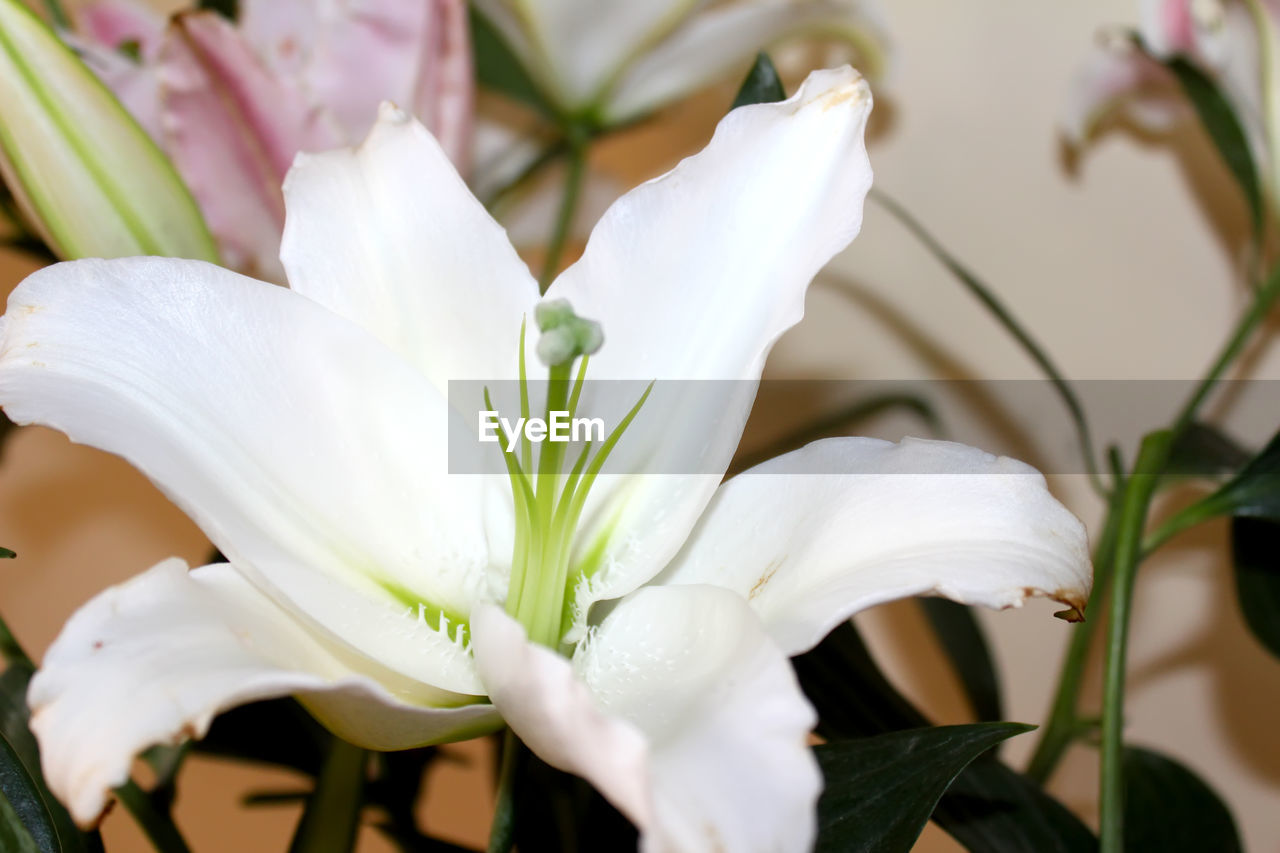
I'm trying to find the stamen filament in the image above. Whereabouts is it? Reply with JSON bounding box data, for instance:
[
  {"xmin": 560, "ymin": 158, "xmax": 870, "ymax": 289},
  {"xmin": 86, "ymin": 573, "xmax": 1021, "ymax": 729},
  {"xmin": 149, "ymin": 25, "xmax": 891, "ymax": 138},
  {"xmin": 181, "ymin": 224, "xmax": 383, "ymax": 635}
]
[{"xmin": 491, "ymin": 305, "xmax": 651, "ymax": 650}]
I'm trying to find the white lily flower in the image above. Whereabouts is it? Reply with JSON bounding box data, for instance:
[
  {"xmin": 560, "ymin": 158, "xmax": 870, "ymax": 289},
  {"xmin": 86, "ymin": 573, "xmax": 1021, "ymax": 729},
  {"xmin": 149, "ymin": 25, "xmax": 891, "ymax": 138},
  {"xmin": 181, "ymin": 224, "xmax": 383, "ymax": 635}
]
[
  {"xmin": 0, "ymin": 67, "xmax": 1090, "ymax": 852},
  {"xmin": 473, "ymin": 0, "xmax": 889, "ymax": 123}
]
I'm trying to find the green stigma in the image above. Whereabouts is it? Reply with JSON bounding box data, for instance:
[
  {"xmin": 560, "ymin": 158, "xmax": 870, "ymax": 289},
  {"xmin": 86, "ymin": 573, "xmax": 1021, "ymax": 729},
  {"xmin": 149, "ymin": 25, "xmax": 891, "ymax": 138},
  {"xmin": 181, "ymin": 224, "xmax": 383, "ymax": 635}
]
[
  {"xmin": 484, "ymin": 301, "xmax": 650, "ymax": 650},
  {"xmin": 535, "ymin": 298, "xmax": 603, "ymax": 366}
]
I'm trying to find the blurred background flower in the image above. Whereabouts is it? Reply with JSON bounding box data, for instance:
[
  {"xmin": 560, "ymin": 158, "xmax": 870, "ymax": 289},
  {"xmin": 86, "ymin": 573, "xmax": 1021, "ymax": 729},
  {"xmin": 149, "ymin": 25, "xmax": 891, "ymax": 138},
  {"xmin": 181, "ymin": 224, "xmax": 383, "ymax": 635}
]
[{"xmin": 66, "ymin": 0, "xmax": 472, "ymax": 279}]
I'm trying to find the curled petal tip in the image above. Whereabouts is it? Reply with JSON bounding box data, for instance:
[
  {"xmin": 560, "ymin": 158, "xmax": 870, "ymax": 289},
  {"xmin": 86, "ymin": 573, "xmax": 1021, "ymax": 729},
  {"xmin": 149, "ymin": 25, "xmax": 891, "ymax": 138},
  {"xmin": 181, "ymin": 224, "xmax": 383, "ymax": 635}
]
[{"xmin": 378, "ymin": 100, "xmax": 410, "ymax": 124}]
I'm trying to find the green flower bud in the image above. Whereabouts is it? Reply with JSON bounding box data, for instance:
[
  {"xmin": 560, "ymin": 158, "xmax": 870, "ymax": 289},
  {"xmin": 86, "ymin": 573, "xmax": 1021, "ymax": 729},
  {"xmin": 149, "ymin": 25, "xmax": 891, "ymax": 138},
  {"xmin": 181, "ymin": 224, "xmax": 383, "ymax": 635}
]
[{"xmin": 0, "ymin": 0, "xmax": 217, "ymax": 261}]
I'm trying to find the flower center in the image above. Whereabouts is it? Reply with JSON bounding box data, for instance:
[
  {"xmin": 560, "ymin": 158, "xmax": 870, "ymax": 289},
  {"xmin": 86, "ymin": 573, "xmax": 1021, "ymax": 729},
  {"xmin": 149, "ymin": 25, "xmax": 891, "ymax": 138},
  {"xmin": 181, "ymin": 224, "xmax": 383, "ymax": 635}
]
[{"xmin": 487, "ymin": 300, "xmax": 650, "ymax": 649}]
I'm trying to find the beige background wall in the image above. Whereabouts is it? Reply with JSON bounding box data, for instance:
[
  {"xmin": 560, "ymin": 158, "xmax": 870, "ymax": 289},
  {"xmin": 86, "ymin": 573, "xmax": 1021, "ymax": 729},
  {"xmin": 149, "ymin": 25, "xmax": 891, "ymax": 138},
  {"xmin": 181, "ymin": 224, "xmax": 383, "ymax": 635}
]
[{"xmin": 1, "ymin": 0, "xmax": 1277, "ymax": 850}]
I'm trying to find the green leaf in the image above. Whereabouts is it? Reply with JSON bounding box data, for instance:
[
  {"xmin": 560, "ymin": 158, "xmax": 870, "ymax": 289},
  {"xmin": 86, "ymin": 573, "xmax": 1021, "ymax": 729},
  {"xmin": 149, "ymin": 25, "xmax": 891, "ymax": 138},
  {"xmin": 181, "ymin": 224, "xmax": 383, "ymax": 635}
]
[
  {"xmin": 0, "ymin": 639, "xmax": 99, "ymax": 853},
  {"xmin": 796, "ymin": 623, "xmax": 1097, "ymax": 852},
  {"xmin": 1231, "ymin": 516, "xmax": 1280, "ymax": 660},
  {"xmin": 1146, "ymin": 46, "xmax": 1265, "ymax": 241},
  {"xmin": 512, "ymin": 746, "xmax": 636, "ymax": 853},
  {"xmin": 0, "ymin": 614, "xmax": 30, "ymax": 674},
  {"xmin": 113, "ymin": 781, "xmax": 190, "ymax": 853},
  {"xmin": 0, "ymin": 729, "xmax": 57, "ymax": 853},
  {"xmin": 1164, "ymin": 421, "xmax": 1251, "ymax": 480},
  {"xmin": 936, "ymin": 758, "xmax": 1099, "ymax": 853},
  {"xmin": 0, "ymin": 785, "xmax": 42, "ymax": 853},
  {"xmin": 1123, "ymin": 746, "xmax": 1241, "ymax": 852},
  {"xmin": 918, "ymin": 598, "xmax": 1003, "ymax": 722},
  {"xmin": 469, "ymin": 6, "xmax": 551, "ymax": 115},
  {"xmin": 288, "ymin": 739, "xmax": 366, "ymax": 853},
  {"xmin": 815, "ymin": 723, "xmax": 1033, "ymax": 853},
  {"xmin": 196, "ymin": 0, "xmax": 237, "ymax": 19},
  {"xmin": 1200, "ymin": 427, "xmax": 1280, "ymax": 520},
  {"xmin": 0, "ymin": 548, "xmax": 13, "ymax": 559},
  {"xmin": 196, "ymin": 699, "xmax": 328, "ymax": 776},
  {"xmin": 731, "ymin": 53, "xmax": 786, "ymax": 109}
]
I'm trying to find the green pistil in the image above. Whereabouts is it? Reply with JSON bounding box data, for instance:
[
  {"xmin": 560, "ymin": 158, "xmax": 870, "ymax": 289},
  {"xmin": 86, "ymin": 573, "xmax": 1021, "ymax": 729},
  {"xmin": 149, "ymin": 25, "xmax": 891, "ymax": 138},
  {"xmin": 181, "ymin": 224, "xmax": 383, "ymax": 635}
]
[{"xmin": 487, "ymin": 303, "xmax": 647, "ymax": 650}]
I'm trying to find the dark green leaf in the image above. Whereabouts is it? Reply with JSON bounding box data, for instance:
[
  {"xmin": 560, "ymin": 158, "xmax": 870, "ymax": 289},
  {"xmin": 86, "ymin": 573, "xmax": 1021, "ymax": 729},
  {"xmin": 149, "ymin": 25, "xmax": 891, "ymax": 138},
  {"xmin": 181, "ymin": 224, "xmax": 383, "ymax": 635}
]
[
  {"xmin": 1201, "ymin": 428, "xmax": 1280, "ymax": 520},
  {"xmin": 196, "ymin": 0, "xmax": 237, "ymax": 20},
  {"xmin": 919, "ymin": 598, "xmax": 1003, "ymax": 722},
  {"xmin": 469, "ymin": 6, "xmax": 551, "ymax": 114},
  {"xmin": 511, "ymin": 745, "xmax": 636, "ymax": 853},
  {"xmin": 113, "ymin": 781, "xmax": 190, "ymax": 853},
  {"xmin": 1231, "ymin": 516, "xmax": 1280, "ymax": 660},
  {"xmin": 0, "ymin": 786, "xmax": 42, "ymax": 853},
  {"xmin": 0, "ymin": 548, "xmax": 14, "ymax": 559},
  {"xmin": 815, "ymin": 723, "xmax": 1032, "ymax": 853},
  {"xmin": 0, "ymin": 612, "xmax": 32, "ymax": 669},
  {"xmin": 936, "ymin": 758, "xmax": 1098, "ymax": 853},
  {"xmin": 794, "ymin": 621, "xmax": 928, "ymax": 737},
  {"xmin": 0, "ymin": 410, "xmax": 13, "ymax": 453},
  {"xmin": 1164, "ymin": 421, "xmax": 1251, "ymax": 480},
  {"xmin": 367, "ymin": 747, "xmax": 442, "ymax": 841},
  {"xmin": 731, "ymin": 53, "xmax": 786, "ymax": 109},
  {"xmin": 196, "ymin": 699, "xmax": 328, "ymax": 776},
  {"xmin": 0, "ymin": 651, "xmax": 100, "ymax": 853},
  {"xmin": 1123, "ymin": 746, "xmax": 1241, "ymax": 852},
  {"xmin": 288, "ymin": 739, "xmax": 366, "ymax": 853},
  {"xmin": 796, "ymin": 623, "xmax": 1097, "ymax": 852},
  {"xmin": 0, "ymin": 730, "xmax": 58, "ymax": 853},
  {"xmin": 1157, "ymin": 50, "xmax": 1264, "ymax": 241}
]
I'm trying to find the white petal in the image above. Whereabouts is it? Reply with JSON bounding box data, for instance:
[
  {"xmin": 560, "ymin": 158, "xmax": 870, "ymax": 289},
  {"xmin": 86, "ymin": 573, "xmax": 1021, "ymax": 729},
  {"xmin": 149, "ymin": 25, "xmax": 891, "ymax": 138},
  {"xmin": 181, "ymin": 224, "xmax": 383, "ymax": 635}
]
[
  {"xmin": 543, "ymin": 67, "xmax": 873, "ymax": 630},
  {"xmin": 655, "ymin": 437, "xmax": 1092, "ymax": 656},
  {"xmin": 280, "ymin": 104, "xmax": 538, "ymax": 391},
  {"xmin": 30, "ymin": 560, "xmax": 500, "ymax": 827},
  {"xmin": 607, "ymin": 0, "xmax": 890, "ymax": 121},
  {"xmin": 0, "ymin": 257, "xmax": 493, "ymax": 693},
  {"xmin": 473, "ymin": 0, "xmax": 703, "ymax": 109},
  {"xmin": 472, "ymin": 585, "xmax": 819, "ymax": 853}
]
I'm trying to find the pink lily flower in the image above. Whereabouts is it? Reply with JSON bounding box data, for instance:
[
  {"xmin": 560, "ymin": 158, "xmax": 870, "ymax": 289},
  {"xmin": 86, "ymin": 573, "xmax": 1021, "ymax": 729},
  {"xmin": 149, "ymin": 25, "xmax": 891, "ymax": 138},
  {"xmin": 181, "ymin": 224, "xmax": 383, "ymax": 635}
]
[
  {"xmin": 69, "ymin": 0, "xmax": 472, "ymax": 280},
  {"xmin": 1064, "ymin": 1, "xmax": 1264, "ymax": 171}
]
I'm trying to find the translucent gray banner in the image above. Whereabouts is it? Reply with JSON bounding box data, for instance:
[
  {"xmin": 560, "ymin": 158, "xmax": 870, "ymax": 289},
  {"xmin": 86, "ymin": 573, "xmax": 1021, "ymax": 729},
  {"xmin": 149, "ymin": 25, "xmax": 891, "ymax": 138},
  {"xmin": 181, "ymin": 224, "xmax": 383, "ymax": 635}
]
[{"xmin": 446, "ymin": 379, "xmax": 1280, "ymax": 476}]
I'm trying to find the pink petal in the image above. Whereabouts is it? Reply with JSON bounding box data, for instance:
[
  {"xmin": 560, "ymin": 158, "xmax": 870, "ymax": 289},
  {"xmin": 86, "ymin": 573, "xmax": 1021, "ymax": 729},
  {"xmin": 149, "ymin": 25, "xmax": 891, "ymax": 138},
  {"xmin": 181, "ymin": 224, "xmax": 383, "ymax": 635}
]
[
  {"xmin": 73, "ymin": 0, "xmax": 168, "ymax": 59},
  {"xmin": 239, "ymin": 0, "xmax": 473, "ymax": 168},
  {"xmin": 156, "ymin": 11, "xmax": 342, "ymax": 280},
  {"xmin": 413, "ymin": 0, "xmax": 473, "ymax": 172}
]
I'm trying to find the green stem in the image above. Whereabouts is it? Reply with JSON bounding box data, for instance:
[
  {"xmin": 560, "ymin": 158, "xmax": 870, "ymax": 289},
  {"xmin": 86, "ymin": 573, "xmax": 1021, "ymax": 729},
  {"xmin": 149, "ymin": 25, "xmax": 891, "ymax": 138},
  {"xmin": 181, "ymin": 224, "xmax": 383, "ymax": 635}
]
[
  {"xmin": 37, "ymin": 0, "xmax": 70, "ymax": 29},
  {"xmin": 1142, "ymin": 495, "xmax": 1230, "ymax": 556},
  {"xmin": 1031, "ymin": 265, "xmax": 1280, "ymax": 783},
  {"xmin": 1025, "ymin": 475, "xmax": 1126, "ymax": 783},
  {"xmin": 870, "ymin": 188, "xmax": 1107, "ymax": 495},
  {"xmin": 482, "ymin": 141, "xmax": 568, "ymax": 212},
  {"xmin": 538, "ymin": 138, "xmax": 587, "ymax": 293},
  {"xmin": 487, "ymin": 730, "xmax": 523, "ymax": 853},
  {"xmin": 1168, "ymin": 260, "xmax": 1280, "ymax": 440},
  {"xmin": 1099, "ymin": 431, "xmax": 1172, "ymax": 853},
  {"xmin": 114, "ymin": 780, "xmax": 192, "ymax": 853},
  {"xmin": 288, "ymin": 738, "xmax": 367, "ymax": 853}
]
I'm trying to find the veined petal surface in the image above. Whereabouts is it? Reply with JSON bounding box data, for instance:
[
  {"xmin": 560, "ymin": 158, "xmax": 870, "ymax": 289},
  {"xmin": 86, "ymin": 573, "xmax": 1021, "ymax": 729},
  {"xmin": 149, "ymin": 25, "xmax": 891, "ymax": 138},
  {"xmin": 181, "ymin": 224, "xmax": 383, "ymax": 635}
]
[
  {"xmin": 281, "ymin": 104, "xmax": 538, "ymax": 392},
  {"xmin": 543, "ymin": 66, "xmax": 873, "ymax": 631},
  {"xmin": 655, "ymin": 437, "xmax": 1092, "ymax": 656},
  {"xmin": 30, "ymin": 560, "xmax": 499, "ymax": 827},
  {"xmin": 473, "ymin": 585, "xmax": 818, "ymax": 853},
  {"xmin": 0, "ymin": 257, "xmax": 491, "ymax": 693}
]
